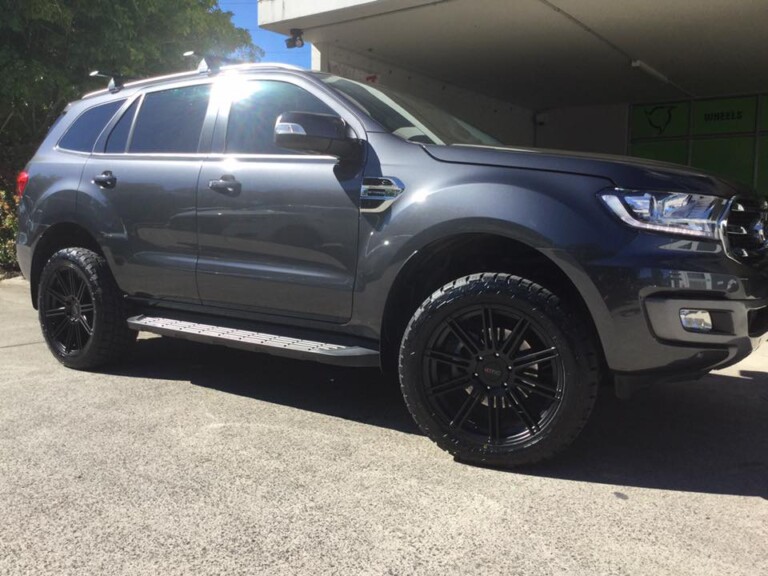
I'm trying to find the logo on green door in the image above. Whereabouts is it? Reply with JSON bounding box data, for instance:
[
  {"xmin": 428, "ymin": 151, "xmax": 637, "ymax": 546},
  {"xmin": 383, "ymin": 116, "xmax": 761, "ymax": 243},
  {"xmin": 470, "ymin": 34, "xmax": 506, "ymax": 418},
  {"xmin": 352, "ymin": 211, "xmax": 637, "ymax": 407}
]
[{"xmin": 644, "ymin": 105, "xmax": 677, "ymax": 136}]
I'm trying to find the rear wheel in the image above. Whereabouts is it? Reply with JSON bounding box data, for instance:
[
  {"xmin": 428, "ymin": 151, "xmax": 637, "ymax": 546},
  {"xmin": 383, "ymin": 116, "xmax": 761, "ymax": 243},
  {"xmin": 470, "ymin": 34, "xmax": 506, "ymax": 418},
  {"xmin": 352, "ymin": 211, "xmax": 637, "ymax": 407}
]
[
  {"xmin": 38, "ymin": 247, "xmax": 136, "ymax": 370},
  {"xmin": 399, "ymin": 273, "xmax": 600, "ymax": 467}
]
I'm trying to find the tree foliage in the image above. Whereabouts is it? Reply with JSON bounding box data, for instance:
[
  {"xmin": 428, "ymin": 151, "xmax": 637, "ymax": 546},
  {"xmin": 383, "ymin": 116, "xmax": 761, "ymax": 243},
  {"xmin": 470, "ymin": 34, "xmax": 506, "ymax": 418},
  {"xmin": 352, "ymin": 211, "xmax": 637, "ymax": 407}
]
[{"xmin": 0, "ymin": 0, "xmax": 261, "ymax": 185}]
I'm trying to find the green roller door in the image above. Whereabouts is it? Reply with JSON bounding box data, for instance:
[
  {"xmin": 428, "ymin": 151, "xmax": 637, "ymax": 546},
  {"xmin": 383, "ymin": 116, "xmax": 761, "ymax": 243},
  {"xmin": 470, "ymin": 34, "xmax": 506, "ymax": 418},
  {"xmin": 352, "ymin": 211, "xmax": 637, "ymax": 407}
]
[
  {"xmin": 631, "ymin": 95, "xmax": 767, "ymax": 196},
  {"xmin": 690, "ymin": 137, "xmax": 755, "ymax": 186},
  {"xmin": 630, "ymin": 140, "xmax": 688, "ymax": 165}
]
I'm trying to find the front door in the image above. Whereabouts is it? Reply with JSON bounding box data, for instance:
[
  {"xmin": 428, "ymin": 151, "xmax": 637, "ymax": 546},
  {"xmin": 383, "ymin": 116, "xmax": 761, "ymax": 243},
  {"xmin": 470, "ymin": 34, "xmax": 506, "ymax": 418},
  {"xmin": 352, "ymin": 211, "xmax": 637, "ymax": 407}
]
[{"xmin": 196, "ymin": 78, "xmax": 362, "ymax": 322}]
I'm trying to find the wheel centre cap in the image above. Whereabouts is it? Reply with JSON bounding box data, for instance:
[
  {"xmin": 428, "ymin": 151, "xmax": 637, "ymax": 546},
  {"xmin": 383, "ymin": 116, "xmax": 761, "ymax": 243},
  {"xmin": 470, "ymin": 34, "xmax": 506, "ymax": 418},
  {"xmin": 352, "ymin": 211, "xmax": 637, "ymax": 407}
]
[
  {"xmin": 67, "ymin": 300, "xmax": 80, "ymax": 318},
  {"xmin": 479, "ymin": 361, "xmax": 505, "ymax": 384}
]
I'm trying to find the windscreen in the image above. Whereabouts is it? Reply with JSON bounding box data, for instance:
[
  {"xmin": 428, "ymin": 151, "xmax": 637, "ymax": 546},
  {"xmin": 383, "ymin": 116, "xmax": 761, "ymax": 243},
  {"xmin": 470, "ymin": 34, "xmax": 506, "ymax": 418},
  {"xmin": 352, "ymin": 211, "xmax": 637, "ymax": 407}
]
[{"xmin": 316, "ymin": 74, "xmax": 502, "ymax": 147}]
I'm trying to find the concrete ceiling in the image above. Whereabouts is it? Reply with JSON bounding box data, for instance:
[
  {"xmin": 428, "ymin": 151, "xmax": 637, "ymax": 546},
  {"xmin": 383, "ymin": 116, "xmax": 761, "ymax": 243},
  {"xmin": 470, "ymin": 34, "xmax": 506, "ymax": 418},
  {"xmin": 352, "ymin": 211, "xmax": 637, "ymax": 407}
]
[{"xmin": 260, "ymin": 0, "xmax": 768, "ymax": 110}]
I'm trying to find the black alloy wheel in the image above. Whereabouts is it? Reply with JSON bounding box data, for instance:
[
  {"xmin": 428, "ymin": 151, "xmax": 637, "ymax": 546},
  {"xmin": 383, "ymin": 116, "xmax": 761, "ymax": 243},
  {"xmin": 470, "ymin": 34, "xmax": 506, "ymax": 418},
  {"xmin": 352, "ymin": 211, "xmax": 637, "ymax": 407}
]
[
  {"xmin": 38, "ymin": 248, "xmax": 136, "ymax": 369},
  {"xmin": 399, "ymin": 273, "xmax": 600, "ymax": 468},
  {"xmin": 40, "ymin": 263, "xmax": 96, "ymax": 356},
  {"xmin": 423, "ymin": 304, "xmax": 564, "ymax": 446}
]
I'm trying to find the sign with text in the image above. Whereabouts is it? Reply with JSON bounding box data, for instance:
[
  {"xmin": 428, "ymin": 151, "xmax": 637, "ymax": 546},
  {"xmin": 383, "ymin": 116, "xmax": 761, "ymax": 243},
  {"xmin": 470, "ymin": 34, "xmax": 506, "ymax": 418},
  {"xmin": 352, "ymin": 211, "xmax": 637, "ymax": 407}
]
[{"xmin": 692, "ymin": 97, "xmax": 757, "ymax": 135}]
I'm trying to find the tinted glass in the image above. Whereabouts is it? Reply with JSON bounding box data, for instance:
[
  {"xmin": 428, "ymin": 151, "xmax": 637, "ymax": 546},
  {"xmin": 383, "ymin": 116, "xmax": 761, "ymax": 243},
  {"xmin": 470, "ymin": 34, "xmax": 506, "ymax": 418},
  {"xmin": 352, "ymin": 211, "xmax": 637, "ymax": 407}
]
[
  {"xmin": 226, "ymin": 81, "xmax": 333, "ymax": 154},
  {"xmin": 129, "ymin": 84, "xmax": 211, "ymax": 153},
  {"xmin": 105, "ymin": 99, "xmax": 138, "ymax": 153},
  {"xmin": 59, "ymin": 100, "xmax": 124, "ymax": 152}
]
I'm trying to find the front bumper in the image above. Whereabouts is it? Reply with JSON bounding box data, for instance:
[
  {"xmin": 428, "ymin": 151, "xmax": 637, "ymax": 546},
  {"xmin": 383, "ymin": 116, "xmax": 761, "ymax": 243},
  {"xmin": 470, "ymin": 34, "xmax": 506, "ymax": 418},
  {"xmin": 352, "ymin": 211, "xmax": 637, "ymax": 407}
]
[
  {"xmin": 583, "ymin": 233, "xmax": 767, "ymax": 380},
  {"xmin": 645, "ymin": 296, "xmax": 766, "ymax": 371}
]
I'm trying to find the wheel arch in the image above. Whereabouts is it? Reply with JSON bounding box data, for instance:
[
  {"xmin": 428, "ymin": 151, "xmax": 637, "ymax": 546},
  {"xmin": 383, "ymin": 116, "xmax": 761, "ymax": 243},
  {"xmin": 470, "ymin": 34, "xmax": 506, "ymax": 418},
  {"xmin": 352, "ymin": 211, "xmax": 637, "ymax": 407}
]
[
  {"xmin": 29, "ymin": 222, "xmax": 104, "ymax": 309},
  {"xmin": 379, "ymin": 231, "xmax": 609, "ymax": 374}
]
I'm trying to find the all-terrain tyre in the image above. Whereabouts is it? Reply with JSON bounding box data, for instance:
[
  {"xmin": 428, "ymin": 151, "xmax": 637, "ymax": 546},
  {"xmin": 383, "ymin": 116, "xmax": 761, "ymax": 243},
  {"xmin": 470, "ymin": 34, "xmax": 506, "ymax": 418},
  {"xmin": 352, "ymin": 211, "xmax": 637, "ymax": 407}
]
[
  {"xmin": 37, "ymin": 247, "xmax": 137, "ymax": 370},
  {"xmin": 399, "ymin": 273, "xmax": 600, "ymax": 468}
]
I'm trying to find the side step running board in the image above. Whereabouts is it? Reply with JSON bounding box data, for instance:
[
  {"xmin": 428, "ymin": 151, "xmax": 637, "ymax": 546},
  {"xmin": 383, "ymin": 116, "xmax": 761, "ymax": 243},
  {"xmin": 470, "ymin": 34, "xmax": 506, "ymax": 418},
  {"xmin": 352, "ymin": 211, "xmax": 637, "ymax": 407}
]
[{"xmin": 127, "ymin": 315, "xmax": 379, "ymax": 368}]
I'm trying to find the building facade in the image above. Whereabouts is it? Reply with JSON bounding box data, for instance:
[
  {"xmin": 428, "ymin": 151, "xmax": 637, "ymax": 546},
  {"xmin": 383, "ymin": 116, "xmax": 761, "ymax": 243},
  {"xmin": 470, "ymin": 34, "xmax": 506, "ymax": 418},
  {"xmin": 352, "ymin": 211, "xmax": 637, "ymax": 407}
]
[{"xmin": 259, "ymin": 0, "xmax": 768, "ymax": 195}]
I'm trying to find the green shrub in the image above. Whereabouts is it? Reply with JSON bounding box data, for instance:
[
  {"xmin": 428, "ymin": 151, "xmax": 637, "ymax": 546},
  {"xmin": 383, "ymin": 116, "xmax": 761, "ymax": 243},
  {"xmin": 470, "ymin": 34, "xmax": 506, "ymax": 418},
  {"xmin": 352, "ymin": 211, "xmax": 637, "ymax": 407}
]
[{"xmin": 0, "ymin": 189, "xmax": 19, "ymax": 269}]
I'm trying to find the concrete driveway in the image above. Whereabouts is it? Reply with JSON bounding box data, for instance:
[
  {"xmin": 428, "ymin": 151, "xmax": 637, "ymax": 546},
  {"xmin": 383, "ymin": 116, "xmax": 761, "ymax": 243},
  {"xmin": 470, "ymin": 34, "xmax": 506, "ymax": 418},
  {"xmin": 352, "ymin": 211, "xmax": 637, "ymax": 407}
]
[{"xmin": 1, "ymin": 276, "xmax": 766, "ymax": 576}]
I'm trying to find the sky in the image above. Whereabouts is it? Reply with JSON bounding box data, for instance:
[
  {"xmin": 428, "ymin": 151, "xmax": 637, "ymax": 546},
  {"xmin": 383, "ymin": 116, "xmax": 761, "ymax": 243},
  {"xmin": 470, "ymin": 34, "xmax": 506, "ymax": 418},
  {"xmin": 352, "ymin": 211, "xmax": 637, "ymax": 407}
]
[{"xmin": 218, "ymin": 0, "xmax": 312, "ymax": 68}]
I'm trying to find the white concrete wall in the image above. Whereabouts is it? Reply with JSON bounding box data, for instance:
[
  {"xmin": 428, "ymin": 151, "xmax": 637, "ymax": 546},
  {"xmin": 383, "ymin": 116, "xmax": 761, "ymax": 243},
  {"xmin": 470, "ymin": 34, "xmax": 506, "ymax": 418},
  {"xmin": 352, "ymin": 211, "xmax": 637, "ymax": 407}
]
[
  {"xmin": 259, "ymin": 0, "xmax": 375, "ymax": 23},
  {"xmin": 312, "ymin": 43, "xmax": 632, "ymax": 152},
  {"xmin": 534, "ymin": 104, "xmax": 629, "ymax": 155},
  {"xmin": 259, "ymin": 0, "xmax": 440, "ymax": 32},
  {"xmin": 313, "ymin": 44, "xmax": 535, "ymax": 146}
]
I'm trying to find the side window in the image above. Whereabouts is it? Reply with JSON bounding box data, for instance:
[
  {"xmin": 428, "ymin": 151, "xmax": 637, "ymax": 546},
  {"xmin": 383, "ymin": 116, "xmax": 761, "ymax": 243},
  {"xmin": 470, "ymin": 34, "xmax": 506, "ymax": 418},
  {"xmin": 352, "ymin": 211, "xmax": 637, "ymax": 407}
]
[
  {"xmin": 129, "ymin": 84, "xmax": 211, "ymax": 153},
  {"xmin": 105, "ymin": 99, "xmax": 139, "ymax": 153},
  {"xmin": 58, "ymin": 100, "xmax": 125, "ymax": 152},
  {"xmin": 226, "ymin": 81, "xmax": 334, "ymax": 154}
]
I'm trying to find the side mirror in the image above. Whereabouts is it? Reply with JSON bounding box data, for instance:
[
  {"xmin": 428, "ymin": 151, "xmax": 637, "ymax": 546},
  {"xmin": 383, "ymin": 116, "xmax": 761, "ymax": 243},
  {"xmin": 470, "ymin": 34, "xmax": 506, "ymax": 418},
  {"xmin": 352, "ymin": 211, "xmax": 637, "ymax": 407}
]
[{"xmin": 274, "ymin": 112, "xmax": 357, "ymax": 158}]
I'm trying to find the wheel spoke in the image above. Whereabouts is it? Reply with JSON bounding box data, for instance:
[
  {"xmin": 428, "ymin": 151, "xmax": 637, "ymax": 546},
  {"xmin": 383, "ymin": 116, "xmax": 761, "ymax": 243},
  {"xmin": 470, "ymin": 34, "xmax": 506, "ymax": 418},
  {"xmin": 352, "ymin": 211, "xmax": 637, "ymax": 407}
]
[
  {"xmin": 51, "ymin": 318, "xmax": 69, "ymax": 341},
  {"xmin": 505, "ymin": 388, "xmax": 539, "ymax": 434},
  {"xmin": 78, "ymin": 315, "xmax": 93, "ymax": 336},
  {"xmin": 64, "ymin": 269, "xmax": 77, "ymax": 298},
  {"xmin": 45, "ymin": 287, "xmax": 69, "ymax": 305},
  {"xmin": 63, "ymin": 323, "xmax": 76, "ymax": 352},
  {"xmin": 512, "ymin": 347, "xmax": 559, "ymax": 370},
  {"xmin": 428, "ymin": 374, "xmax": 473, "ymax": 397},
  {"xmin": 44, "ymin": 306, "xmax": 67, "ymax": 319},
  {"xmin": 447, "ymin": 318, "xmax": 480, "ymax": 355},
  {"xmin": 79, "ymin": 303, "xmax": 95, "ymax": 314},
  {"xmin": 75, "ymin": 278, "xmax": 87, "ymax": 302},
  {"xmin": 481, "ymin": 307, "xmax": 497, "ymax": 350},
  {"xmin": 514, "ymin": 375, "xmax": 558, "ymax": 400},
  {"xmin": 426, "ymin": 349, "xmax": 472, "ymax": 370},
  {"xmin": 500, "ymin": 318, "xmax": 529, "ymax": 356},
  {"xmin": 54, "ymin": 272, "xmax": 71, "ymax": 298},
  {"xmin": 487, "ymin": 397, "xmax": 502, "ymax": 442},
  {"xmin": 450, "ymin": 391, "xmax": 482, "ymax": 429},
  {"xmin": 74, "ymin": 322, "xmax": 83, "ymax": 349},
  {"xmin": 69, "ymin": 271, "xmax": 79, "ymax": 299}
]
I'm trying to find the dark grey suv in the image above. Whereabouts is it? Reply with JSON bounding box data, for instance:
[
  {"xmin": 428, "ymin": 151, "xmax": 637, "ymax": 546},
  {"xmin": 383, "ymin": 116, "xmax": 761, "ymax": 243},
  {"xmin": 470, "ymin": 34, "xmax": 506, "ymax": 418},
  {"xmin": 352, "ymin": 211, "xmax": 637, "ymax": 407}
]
[{"xmin": 15, "ymin": 63, "xmax": 768, "ymax": 467}]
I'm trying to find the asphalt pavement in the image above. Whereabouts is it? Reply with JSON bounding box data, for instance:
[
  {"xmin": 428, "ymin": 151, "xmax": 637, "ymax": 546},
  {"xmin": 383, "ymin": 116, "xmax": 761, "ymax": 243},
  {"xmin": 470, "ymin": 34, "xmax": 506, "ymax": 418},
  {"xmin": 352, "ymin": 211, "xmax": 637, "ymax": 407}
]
[{"xmin": 0, "ymin": 276, "xmax": 766, "ymax": 576}]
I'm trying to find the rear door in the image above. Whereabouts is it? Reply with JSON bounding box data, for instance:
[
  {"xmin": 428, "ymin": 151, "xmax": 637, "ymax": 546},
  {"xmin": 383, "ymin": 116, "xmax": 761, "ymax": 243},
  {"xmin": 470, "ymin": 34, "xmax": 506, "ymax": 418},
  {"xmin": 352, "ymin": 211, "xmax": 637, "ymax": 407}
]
[
  {"xmin": 195, "ymin": 75, "xmax": 363, "ymax": 322},
  {"xmin": 82, "ymin": 81, "xmax": 215, "ymax": 302}
]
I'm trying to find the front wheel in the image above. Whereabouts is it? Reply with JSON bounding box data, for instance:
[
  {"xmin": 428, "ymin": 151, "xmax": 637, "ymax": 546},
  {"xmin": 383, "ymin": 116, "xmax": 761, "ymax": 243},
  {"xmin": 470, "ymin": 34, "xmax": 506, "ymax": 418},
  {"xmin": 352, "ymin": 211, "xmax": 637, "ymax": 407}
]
[
  {"xmin": 399, "ymin": 273, "xmax": 600, "ymax": 468},
  {"xmin": 38, "ymin": 247, "xmax": 136, "ymax": 370}
]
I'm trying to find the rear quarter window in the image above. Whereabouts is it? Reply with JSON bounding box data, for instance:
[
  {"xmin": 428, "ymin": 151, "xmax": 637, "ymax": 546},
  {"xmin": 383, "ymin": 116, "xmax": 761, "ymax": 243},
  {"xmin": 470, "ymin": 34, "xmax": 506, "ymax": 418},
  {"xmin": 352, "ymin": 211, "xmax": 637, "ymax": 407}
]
[
  {"xmin": 105, "ymin": 99, "xmax": 139, "ymax": 154},
  {"xmin": 58, "ymin": 100, "xmax": 125, "ymax": 152}
]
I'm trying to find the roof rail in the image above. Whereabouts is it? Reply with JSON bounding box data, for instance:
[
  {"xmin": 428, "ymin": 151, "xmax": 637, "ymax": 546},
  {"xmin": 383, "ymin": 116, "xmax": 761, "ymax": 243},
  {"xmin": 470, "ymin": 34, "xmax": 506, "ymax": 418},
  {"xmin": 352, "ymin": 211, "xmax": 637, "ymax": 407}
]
[
  {"xmin": 88, "ymin": 70, "xmax": 124, "ymax": 94},
  {"xmin": 183, "ymin": 51, "xmax": 241, "ymax": 74},
  {"xmin": 183, "ymin": 51, "xmax": 305, "ymax": 75},
  {"xmin": 81, "ymin": 62, "xmax": 307, "ymax": 99},
  {"xmin": 184, "ymin": 51, "xmax": 304, "ymax": 74}
]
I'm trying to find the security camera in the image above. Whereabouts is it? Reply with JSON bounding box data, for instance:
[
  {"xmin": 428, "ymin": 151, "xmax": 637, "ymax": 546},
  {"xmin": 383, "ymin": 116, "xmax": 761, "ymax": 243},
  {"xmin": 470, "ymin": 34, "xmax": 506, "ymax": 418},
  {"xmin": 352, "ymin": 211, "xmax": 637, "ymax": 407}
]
[{"xmin": 286, "ymin": 29, "xmax": 304, "ymax": 49}]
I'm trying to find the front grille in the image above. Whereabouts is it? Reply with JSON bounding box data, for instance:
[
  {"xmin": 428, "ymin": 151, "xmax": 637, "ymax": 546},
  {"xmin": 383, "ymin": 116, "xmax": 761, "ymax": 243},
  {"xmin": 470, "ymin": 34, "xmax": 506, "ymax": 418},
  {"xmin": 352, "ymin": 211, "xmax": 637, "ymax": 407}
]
[{"xmin": 723, "ymin": 196, "xmax": 768, "ymax": 264}]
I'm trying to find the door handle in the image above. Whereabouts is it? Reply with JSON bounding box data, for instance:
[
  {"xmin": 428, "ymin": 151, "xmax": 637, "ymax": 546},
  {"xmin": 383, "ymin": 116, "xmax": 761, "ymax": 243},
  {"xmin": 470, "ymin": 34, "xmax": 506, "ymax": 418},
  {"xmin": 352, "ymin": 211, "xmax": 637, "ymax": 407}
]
[
  {"xmin": 93, "ymin": 171, "xmax": 117, "ymax": 189},
  {"xmin": 208, "ymin": 174, "xmax": 241, "ymax": 196}
]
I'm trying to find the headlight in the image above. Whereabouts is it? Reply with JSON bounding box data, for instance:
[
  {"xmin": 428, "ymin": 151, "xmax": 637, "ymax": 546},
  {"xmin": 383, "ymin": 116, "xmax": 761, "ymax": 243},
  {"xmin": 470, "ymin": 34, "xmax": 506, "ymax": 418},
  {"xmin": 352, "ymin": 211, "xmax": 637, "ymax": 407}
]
[{"xmin": 599, "ymin": 189, "xmax": 728, "ymax": 239}]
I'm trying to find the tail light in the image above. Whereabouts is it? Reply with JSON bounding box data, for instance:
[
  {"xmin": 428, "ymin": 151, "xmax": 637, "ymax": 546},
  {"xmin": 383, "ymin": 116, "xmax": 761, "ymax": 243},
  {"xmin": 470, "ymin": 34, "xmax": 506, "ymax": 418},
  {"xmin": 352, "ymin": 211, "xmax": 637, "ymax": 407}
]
[{"xmin": 16, "ymin": 171, "xmax": 29, "ymax": 198}]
